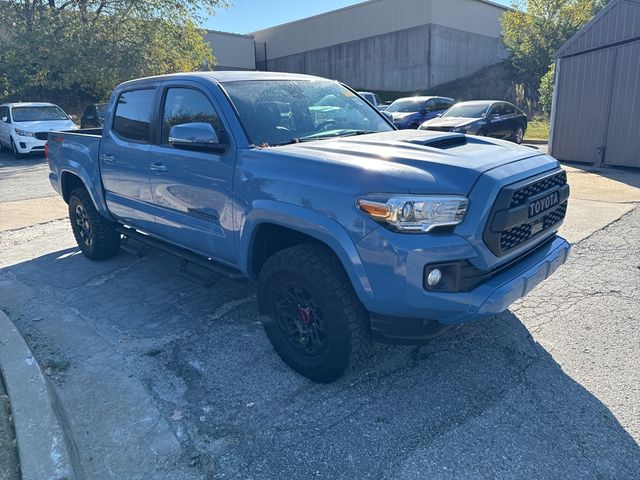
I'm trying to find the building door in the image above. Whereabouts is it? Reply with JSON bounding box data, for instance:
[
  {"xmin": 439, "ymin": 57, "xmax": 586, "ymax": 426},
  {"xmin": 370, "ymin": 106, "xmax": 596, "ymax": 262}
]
[
  {"xmin": 603, "ymin": 40, "xmax": 640, "ymax": 168},
  {"xmin": 552, "ymin": 48, "xmax": 616, "ymax": 165}
]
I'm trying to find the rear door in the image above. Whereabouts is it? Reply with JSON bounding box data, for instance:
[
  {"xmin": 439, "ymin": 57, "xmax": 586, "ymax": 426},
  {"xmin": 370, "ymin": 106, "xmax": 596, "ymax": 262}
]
[
  {"xmin": 147, "ymin": 82, "xmax": 237, "ymax": 264},
  {"xmin": 99, "ymin": 87, "xmax": 158, "ymax": 233}
]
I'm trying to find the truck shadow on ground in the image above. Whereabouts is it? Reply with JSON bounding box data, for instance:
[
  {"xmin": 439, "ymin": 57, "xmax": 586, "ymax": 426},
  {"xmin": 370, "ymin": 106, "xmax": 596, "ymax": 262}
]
[{"xmin": 1, "ymin": 246, "xmax": 638, "ymax": 479}]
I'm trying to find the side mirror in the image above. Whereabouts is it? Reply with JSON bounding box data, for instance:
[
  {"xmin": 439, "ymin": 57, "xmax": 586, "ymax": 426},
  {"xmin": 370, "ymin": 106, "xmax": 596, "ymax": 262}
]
[
  {"xmin": 169, "ymin": 122, "xmax": 226, "ymax": 152},
  {"xmin": 1, "ymin": 116, "xmax": 8, "ymax": 123}
]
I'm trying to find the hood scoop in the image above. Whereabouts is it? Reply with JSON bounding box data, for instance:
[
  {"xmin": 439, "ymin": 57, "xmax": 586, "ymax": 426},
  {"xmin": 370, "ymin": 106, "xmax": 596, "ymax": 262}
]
[{"xmin": 403, "ymin": 133, "xmax": 467, "ymax": 150}]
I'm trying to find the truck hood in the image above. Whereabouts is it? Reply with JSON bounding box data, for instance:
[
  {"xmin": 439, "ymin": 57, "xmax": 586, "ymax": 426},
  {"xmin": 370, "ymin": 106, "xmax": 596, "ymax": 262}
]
[
  {"xmin": 12, "ymin": 119, "xmax": 77, "ymax": 132},
  {"xmin": 274, "ymin": 130, "xmax": 543, "ymax": 195},
  {"xmin": 422, "ymin": 117, "xmax": 482, "ymax": 128}
]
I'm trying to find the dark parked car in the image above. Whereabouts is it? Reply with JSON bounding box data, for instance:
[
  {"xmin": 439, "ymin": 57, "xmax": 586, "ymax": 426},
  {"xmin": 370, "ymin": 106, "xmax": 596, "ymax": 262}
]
[
  {"xmin": 383, "ymin": 96, "xmax": 455, "ymax": 129},
  {"xmin": 80, "ymin": 103, "xmax": 107, "ymax": 129},
  {"xmin": 420, "ymin": 100, "xmax": 528, "ymax": 144}
]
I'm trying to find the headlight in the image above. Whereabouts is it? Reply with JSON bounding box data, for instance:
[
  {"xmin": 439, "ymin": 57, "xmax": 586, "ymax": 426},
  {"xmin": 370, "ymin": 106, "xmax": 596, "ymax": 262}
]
[
  {"xmin": 452, "ymin": 126, "xmax": 467, "ymax": 133},
  {"xmin": 357, "ymin": 195, "xmax": 469, "ymax": 233},
  {"xmin": 14, "ymin": 128, "xmax": 35, "ymax": 137}
]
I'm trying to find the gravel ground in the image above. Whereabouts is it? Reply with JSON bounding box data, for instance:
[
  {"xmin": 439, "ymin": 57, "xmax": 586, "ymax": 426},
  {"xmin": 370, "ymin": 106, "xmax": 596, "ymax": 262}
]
[
  {"xmin": 0, "ymin": 375, "xmax": 19, "ymax": 480},
  {"xmin": 0, "ymin": 207, "xmax": 638, "ymax": 479}
]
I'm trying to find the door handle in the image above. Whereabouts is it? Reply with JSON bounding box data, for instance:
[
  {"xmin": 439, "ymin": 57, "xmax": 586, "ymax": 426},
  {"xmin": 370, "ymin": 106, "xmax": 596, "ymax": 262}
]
[
  {"xmin": 100, "ymin": 154, "xmax": 115, "ymax": 164},
  {"xmin": 150, "ymin": 162, "xmax": 168, "ymax": 174}
]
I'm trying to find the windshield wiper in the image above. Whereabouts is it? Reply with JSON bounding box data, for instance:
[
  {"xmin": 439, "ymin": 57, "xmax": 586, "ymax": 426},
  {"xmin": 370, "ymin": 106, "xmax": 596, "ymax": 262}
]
[
  {"xmin": 261, "ymin": 130, "xmax": 379, "ymax": 148},
  {"xmin": 296, "ymin": 129, "xmax": 379, "ymax": 142}
]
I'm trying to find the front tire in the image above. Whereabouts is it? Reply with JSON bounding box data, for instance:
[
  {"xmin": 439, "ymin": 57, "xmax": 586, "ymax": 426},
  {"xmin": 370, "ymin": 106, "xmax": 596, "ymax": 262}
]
[
  {"xmin": 258, "ymin": 243, "xmax": 371, "ymax": 383},
  {"xmin": 10, "ymin": 138, "xmax": 25, "ymax": 159},
  {"xmin": 69, "ymin": 188, "xmax": 121, "ymax": 260}
]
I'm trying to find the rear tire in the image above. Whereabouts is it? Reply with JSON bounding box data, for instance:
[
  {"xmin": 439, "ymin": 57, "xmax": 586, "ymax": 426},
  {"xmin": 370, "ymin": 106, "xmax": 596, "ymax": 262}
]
[
  {"xmin": 258, "ymin": 243, "xmax": 371, "ymax": 383},
  {"xmin": 68, "ymin": 187, "xmax": 121, "ymax": 260},
  {"xmin": 513, "ymin": 126, "xmax": 525, "ymax": 144}
]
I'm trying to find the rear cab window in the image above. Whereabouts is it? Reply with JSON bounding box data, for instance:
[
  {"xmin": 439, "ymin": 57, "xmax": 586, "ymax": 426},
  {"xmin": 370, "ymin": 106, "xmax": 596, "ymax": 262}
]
[{"xmin": 113, "ymin": 89, "xmax": 155, "ymax": 142}]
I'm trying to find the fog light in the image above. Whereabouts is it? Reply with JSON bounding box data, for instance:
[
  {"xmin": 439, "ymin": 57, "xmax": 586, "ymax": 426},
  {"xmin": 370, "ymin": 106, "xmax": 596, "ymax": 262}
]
[{"xmin": 427, "ymin": 268, "xmax": 443, "ymax": 286}]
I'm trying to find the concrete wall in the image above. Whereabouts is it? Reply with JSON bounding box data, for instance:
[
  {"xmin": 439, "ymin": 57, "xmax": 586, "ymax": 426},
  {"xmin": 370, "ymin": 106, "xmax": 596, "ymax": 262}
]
[
  {"xmin": 252, "ymin": 0, "xmax": 506, "ymax": 59},
  {"xmin": 263, "ymin": 24, "xmax": 506, "ymax": 92},
  {"xmin": 204, "ymin": 30, "xmax": 256, "ymax": 70},
  {"xmin": 251, "ymin": 0, "xmax": 507, "ymax": 92}
]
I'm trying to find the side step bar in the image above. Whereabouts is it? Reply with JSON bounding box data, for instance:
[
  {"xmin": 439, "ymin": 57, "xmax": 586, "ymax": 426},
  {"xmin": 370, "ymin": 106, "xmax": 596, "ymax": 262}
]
[{"xmin": 116, "ymin": 226, "xmax": 248, "ymax": 283}]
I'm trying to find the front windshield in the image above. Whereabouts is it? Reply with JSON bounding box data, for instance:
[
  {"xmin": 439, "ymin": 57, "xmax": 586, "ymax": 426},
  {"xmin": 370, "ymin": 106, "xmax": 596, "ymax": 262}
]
[
  {"xmin": 223, "ymin": 80, "xmax": 393, "ymax": 146},
  {"xmin": 385, "ymin": 99, "xmax": 425, "ymax": 113},
  {"xmin": 442, "ymin": 104, "xmax": 490, "ymax": 119},
  {"xmin": 12, "ymin": 105, "xmax": 69, "ymax": 122}
]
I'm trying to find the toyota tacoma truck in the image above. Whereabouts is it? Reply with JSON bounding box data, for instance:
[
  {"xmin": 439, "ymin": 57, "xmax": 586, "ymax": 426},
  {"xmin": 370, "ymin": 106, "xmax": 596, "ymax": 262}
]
[{"xmin": 47, "ymin": 72, "xmax": 570, "ymax": 383}]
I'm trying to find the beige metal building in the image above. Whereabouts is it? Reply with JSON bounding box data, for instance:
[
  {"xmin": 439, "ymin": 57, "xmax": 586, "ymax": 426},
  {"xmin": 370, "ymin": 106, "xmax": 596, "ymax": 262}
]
[
  {"xmin": 550, "ymin": 0, "xmax": 640, "ymax": 168},
  {"xmin": 204, "ymin": 30, "xmax": 256, "ymax": 70},
  {"xmin": 250, "ymin": 0, "xmax": 508, "ymax": 92}
]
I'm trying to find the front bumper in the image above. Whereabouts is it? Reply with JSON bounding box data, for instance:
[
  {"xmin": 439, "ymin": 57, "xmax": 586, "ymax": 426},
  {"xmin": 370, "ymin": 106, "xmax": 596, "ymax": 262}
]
[
  {"xmin": 357, "ymin": 231, "xmax": 570, "ymax": 343},
  {"xmin": 13, "ymin": 135, "xmax": 46, "ymax": 154}
]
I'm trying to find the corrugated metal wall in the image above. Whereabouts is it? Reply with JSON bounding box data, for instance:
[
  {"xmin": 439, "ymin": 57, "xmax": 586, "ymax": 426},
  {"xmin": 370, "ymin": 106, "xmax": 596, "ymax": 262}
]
[
  {"xmin": 551, "ymin": 0, "xmax": 640, "ymax": 168},
  {"xmin": 603, "ymin": 40, "xmax": 640, "ymax": 167},
  {"xmin": 552, "ymin": 49, "xmax": 615, "ymax": 164}
]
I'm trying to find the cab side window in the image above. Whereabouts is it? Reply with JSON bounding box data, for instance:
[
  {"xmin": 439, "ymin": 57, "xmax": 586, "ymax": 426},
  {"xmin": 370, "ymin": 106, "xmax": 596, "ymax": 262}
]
[
  {"xmin": 161, "ymin": 88, "xmax": 224, "ymax": 145},
  {"xmin": 113, "ymin": 89, "xmax": 155, "ymax": 142}
]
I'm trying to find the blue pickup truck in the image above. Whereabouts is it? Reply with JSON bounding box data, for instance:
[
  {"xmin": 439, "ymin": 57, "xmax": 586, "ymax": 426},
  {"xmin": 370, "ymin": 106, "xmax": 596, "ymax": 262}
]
[{"xmin": 47, "ymin": 72, "xmax": 570, "ymax": 383}]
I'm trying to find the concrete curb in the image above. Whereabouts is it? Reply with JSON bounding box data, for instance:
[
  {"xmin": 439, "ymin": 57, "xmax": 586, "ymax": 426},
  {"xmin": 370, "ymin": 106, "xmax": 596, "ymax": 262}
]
[
  {"xmin": 0, "ymin": 310, "xmax": 78, "ymax": 480},
  {"xmin": 523, "ymin": 139, "xmax": 548, "ymax": 145}
]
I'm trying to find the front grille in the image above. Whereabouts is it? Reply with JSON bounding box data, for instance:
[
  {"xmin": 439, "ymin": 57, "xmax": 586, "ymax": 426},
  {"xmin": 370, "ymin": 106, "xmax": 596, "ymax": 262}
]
[
  {"xmin": 500, "ymin": 224, "xmax": 533, "ymax": 251},
  {"xmin": 34, "ymin": 132, "xmax": 49, "ymax": 140},
  {"xmin": 484, "ymin": 170, "xmax": 569, "ymax": 257},
  {"xmin": 509, "ymin": 171, "xmax": 567, "ymax": 208},
  {"xmin": 425, "ymin": 127, "xmax": 453, "ymax": 132}
]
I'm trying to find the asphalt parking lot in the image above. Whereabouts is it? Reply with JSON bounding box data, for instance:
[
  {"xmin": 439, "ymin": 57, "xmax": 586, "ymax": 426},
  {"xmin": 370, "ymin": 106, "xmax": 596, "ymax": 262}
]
[{"xmin": 0, "ymin": 150, "xmax": 639, "ymax": 479}]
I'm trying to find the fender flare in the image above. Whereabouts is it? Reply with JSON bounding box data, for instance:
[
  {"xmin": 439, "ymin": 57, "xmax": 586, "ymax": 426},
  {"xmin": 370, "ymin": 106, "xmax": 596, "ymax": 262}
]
[
  {"xmin": 59, "ymin": 165, "xmax": 114, "ymax": 220},
  {"xmin": 239, "ymin": 200, "xmax": 376, "ymax": 305}
]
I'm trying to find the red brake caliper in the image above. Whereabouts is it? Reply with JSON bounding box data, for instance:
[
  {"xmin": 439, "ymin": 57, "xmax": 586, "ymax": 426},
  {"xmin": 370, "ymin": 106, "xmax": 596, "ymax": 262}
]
[{"xmin": 298, "ymin": 306, "xmax": 312, "ymax": 326}]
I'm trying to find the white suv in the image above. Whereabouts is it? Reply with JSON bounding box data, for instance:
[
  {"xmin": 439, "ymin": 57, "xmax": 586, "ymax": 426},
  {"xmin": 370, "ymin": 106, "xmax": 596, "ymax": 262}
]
[{"xmin": 0, "ymin": 102, "xmax": 77, "ymax": 158}]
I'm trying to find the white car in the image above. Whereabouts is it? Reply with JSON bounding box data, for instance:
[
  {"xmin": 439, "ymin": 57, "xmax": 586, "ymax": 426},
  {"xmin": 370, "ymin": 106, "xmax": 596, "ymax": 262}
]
[{"xmin": 0, "ymin": 102, "xmax": 77, "ymax": 158}]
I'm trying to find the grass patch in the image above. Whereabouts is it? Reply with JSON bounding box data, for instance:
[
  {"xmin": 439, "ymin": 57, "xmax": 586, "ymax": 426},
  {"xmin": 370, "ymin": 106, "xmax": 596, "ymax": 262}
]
[{"xmin": 526, "ymin": 119, "xmax": 550, "ymax": 141}]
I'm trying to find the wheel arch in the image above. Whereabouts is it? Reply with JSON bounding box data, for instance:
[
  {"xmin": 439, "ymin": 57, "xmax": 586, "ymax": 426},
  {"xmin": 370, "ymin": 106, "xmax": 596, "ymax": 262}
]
[
  {"xmin": 241, "ymin": 202, "xmax": 375, "ymax": 306},
  {"xmin": 60, "ymin": 169, "xmax": 114, "ymax": 220}
]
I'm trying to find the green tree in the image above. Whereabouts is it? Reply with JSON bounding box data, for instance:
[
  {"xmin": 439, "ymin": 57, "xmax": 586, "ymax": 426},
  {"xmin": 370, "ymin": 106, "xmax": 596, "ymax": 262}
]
[
  {"xmin": 502, "ymin": 0, "xmax": 608, "ymax": 108},
  {"xmin": 538, "ymin": 63, "xmax": 555, "ymax": 115},
  {"xmin": 0, "ymin": 1, "xmax": 230, "ymax": 111}
]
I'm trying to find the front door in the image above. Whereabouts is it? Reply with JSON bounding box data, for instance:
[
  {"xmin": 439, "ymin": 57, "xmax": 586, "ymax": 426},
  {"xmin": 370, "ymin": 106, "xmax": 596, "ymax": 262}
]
[
  {"xmin": 0, "ymin": 106, "xmax": 10, "ymax": 148},
  {"xmin": 486, "ymin": 104, "xmax": 508, "ymax": 138},
  {"xmin": 148, "ymin": 84, "xmax": 237, "ymax": 265},
  {"xmin": 99, "ymin": 87, "xmax": 158, "ymax": 233}
]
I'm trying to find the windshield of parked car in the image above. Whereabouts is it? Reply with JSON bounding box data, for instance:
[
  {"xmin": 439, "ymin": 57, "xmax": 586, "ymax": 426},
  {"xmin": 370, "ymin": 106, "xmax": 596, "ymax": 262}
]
[
  {"xmin": 12, "ymin": 105, "xmax": 69, "ymax": 122},
  {"xmin": 441, "ymin": 104, "xmax": 490, "ymax": 118},
  {"xmin": 223, "ymin": 80, "xmax": 393, "ymax": 146},
  {"xmin": 385, "ymin": 99, "xmax": 426, "ymax": 113}
]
